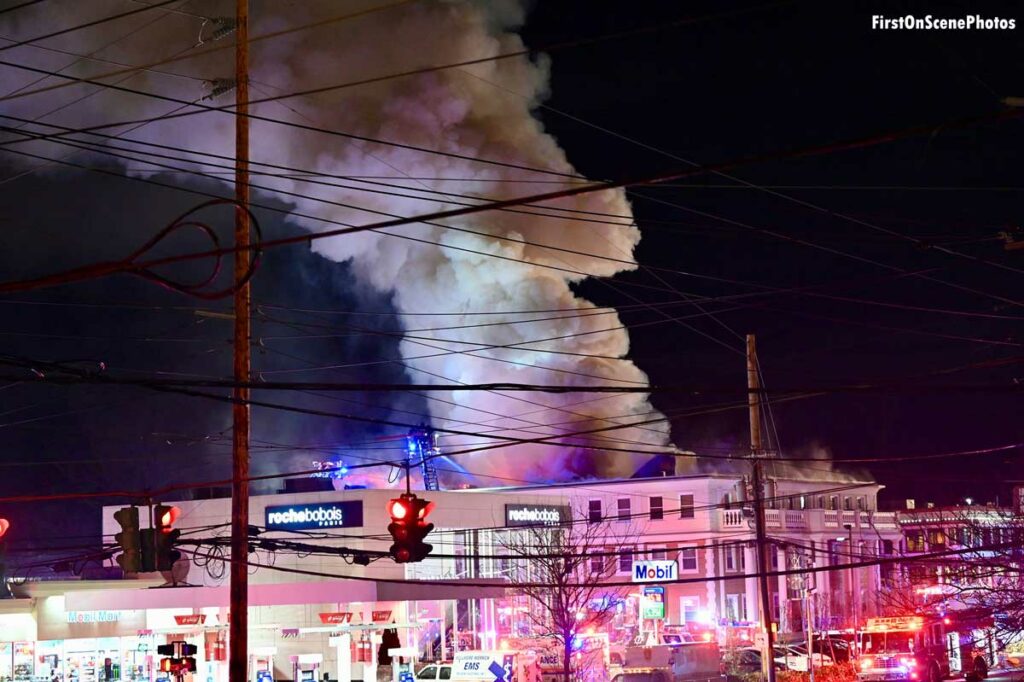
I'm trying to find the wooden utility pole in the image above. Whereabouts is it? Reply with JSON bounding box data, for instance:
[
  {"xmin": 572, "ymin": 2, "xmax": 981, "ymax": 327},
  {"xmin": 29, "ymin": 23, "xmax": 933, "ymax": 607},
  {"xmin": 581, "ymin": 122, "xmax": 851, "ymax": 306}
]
[
  {"xmin": 747, "ymin": 334, "xmax": 777, "ymax": 682},
  {"xmin": 229, "ymin": 1, "xmax": 250, "ymax": 681}
]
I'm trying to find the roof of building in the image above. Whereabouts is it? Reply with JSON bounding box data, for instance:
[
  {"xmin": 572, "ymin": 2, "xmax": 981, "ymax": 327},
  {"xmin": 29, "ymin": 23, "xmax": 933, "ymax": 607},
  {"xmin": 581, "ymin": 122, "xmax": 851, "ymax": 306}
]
[{"xmin": 457, "ymin": 470, "xmax": 878, "ymax": 494}]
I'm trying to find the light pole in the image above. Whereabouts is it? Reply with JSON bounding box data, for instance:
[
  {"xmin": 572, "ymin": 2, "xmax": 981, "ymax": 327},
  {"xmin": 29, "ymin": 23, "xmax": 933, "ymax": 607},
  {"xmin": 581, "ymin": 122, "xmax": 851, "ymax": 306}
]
[{"xmin": 843, "ymin": 523, "xmax": 860, "ymax": 650}]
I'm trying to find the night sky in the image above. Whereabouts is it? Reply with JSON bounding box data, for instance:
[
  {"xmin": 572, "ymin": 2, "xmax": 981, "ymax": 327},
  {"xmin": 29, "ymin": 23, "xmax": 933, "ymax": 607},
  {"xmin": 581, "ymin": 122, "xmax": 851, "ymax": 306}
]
[{"xmin": 1, "ymin": 0, "xmax": 1022, "ymax": 547}]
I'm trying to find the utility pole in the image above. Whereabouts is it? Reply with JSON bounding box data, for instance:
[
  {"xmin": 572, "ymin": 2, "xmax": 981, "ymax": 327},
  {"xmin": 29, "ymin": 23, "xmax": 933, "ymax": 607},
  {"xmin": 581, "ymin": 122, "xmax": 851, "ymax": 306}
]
[
  {"xmin": 747, "ymin": 334, "xmax": 777, "ymax": 682},
  {"xmin": 229, "ymin": 1, "xmax": 250, "ymax": 681}
]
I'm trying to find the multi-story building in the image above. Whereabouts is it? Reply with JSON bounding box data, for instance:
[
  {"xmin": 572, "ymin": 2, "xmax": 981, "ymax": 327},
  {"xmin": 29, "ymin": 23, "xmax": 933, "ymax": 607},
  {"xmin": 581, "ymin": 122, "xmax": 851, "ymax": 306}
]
[
  {"xmin": 892, "ymin": 497, "xmax": 1024, "ymax": 614},
  {"xmin": 0, "ymin": 471, "xmax": 902, "ymax": 682}
]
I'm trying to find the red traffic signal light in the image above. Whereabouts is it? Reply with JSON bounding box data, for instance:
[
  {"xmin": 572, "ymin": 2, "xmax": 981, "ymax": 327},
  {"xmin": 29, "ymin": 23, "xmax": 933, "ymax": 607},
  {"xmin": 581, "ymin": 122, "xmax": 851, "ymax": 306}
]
[
  {"xmin": 387, "ymin": 494, "xmax": 435, "ymax": 563},
  {"xmin": 152, "ymin": 505, "xmax": 182, "ymax": 571},
  {"xmin": 155, "ymin": 505, "xmax": 181, "ymax": 533}
]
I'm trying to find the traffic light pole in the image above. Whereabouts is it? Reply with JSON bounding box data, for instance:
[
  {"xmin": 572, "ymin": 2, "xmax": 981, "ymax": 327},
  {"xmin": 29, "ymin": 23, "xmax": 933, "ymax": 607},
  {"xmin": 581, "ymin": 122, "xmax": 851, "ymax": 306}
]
[{"xmin": 229, "ymin": 1, "xmax": 251, "ymax": 681}]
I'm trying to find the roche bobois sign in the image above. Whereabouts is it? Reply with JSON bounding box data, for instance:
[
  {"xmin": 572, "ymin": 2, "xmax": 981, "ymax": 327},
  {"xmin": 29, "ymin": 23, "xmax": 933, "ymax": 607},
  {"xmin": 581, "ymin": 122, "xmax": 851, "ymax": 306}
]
[
  {"xmin": 504, "ymin": 504, "xmax": 571, "ymax": 527},
  {"xmin": 264, "ymin": 500, "xmax": 364, "ymax": 530}
]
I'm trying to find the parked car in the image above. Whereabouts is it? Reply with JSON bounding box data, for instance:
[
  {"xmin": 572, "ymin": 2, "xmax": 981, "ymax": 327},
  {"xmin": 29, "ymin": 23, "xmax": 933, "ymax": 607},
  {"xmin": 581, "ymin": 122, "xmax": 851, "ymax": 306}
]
[
  {"xmin": 727, "ymin": 648, "xmax": 785, "ymax": 678},
  {"xmin": 785, "ymin": 645, "xmax": 835, "ymax": 670},
  {"xmin": 733, "ymin": 646, "xmax": 832, "ymax": 673},
  {"xmin": 415, "ymin": 663, "xmax": 452, "ymax": 680}
]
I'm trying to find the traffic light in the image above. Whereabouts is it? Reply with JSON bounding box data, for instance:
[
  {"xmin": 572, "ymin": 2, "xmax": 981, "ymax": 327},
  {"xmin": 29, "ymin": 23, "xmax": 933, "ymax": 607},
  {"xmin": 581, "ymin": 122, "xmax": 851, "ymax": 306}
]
[
  {"xmin": 113, "ymin": 507, "xmax": 142, "ymax": 574},
  {"xmin": 0, "ymin": 517, "xmax": 10, "ymax": 599},
  {"xmin": 387, "ymin": 493, "xmax": 434, "ymax": 563},
  {"xmin": 157, "ymin": 641, "xmax": 197, "ymax": 674},
  {"xmin": 153, "ymin": 505, "xmax": 182, "ymax": 571}
]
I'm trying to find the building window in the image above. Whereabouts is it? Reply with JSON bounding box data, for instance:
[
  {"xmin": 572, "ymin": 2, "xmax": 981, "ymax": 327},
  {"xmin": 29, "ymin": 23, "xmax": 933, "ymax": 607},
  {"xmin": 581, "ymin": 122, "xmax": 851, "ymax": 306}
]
[
  {"xmin": 856, "ymin": 496, "xmax": 865, "ymax": 511},
  {"xmin": 680, "ymin": 597, "xmax": 699, "ymax": 623},
  {"xmin": 817, "ymin": 495, "xmax": 825, "ymax": 509},
  {"xmin": 828, "ymin": 495, "xmax": 838, "ymax": 511},
  {"xmin": 679, "ymin": 547, "xmax": 698, "ymax": 572},
  {"xmin": 928, "ymin": 529, "xmax": 946, "ymax": 549},
  {"xmin": 724, "ymin": 545, "xmax": 736, "ymax": 571},
  {"xmin": 650, "ymin": 496, "xmax": 664, "ymax": 520},
  {"xmin": 906, "ymin": 531, "xmax": 926, "ymax": 553},
  {"xmin": 650, "ymin": 547, "xmax": 667, "ymax": 561},
  {"xmin": 454, "ymin": 531, "xmax": 468, "ymax": 577},
  {"xmin": 770, "ymin": 545, "xmax": 779, "ymax": 569},
  {"xmin": 590, "ymin": 553, "xmax": 604, "ymax": 574},
  {"xmin": 799, "ymin": 495, "xmax": 807, "ymax": 510},
  {"xmin": 617, "ymin": 498, "xmax": 631, "ymax": 521},
  {"xmin": 725, "ymin": 594, "xmax": 740, "ymax": 620},
  {"xmin": 588, "ymin": 500, "xmax": 602, "ymax": 524},
  {"xmin": 828, "ymin": 540, "xmax": 841, "ymax": 566},
  {"xmin": 843, "ymin": 496, "xmax": 852, "ymax": 511},
  {"xmin": 679, "ymin": 494, "xmax": 695, "ymax": 519},
  {"xmin": 618, "ymin": 546, "xmax": 634, "ymax": 574}
]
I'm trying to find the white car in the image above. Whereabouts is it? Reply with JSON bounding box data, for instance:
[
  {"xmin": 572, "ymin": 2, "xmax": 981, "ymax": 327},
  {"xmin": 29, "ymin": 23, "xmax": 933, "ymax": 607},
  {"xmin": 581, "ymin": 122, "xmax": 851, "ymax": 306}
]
[
  {"xmin": 415, "ymin": 663, "xmax": 453, "ymax": 680},
  {"xmin": 738, "ymin": 646, "xmax": 833, "ymax": 672},
  {"xmin": 777, "ymin": 646, "xmax": 834, "ymax": 671}
]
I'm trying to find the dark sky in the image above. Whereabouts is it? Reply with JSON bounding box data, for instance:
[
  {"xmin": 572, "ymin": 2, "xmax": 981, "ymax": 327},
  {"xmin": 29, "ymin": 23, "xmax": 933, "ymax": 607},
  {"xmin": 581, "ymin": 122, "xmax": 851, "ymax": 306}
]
[
  {"xmin": 1, "ymin": 0, "xmax": 1023, "ymax": 547},
  {"xmin": 522, "ymin": 0, "xmax": 1024, "ymax": 507}
]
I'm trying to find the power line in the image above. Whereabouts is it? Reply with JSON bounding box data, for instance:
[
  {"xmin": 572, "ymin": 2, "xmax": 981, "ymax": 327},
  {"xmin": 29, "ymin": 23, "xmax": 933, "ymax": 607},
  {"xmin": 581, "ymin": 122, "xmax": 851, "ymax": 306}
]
[
  {"xmin": 2, "ymin": 106, "xmax": 1019, "ymax": 296},
  {"xmin": 0, "ymin": 0, "xmax": 45, "ymax": 18},
  {"xmin": 0, "ymin": 0, "xmax": 182, "ymax": 54}
]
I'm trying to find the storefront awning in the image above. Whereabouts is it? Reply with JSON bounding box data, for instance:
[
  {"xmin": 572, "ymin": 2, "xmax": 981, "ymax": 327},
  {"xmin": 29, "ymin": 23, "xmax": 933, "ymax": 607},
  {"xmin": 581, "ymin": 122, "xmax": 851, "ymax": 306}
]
[{"xmin": 64, "ymin": 578, "xmax": 506, "ymax": 611}]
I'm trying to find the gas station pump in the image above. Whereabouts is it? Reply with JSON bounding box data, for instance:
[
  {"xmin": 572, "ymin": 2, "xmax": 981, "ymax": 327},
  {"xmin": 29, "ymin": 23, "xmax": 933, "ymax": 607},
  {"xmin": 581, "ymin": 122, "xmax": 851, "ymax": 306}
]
[
  {"xmin": 386, "ymin": 648, "xmax": 418, "ymax": 682},
  {"xmin": 290, "ymin": 654, "xmax": 322, "ymax": 682},
  {"xmin": 249, "ymin": 649, "xmax": 276, "ymax": 682}
]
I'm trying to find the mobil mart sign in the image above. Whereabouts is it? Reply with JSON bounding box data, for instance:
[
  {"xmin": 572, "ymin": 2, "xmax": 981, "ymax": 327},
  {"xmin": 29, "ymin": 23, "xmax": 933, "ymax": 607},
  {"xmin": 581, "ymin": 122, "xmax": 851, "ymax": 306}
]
[{"xmin": 632, "ymin": 560, "xmax": 678, "ymax": 583}]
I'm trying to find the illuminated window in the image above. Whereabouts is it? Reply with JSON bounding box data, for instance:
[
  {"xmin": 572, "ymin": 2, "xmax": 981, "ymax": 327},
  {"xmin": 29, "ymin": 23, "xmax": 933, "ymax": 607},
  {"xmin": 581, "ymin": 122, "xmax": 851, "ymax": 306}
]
[{"xmin": 680, "ymin": 596, "xmax": 700, "ymax": 623}]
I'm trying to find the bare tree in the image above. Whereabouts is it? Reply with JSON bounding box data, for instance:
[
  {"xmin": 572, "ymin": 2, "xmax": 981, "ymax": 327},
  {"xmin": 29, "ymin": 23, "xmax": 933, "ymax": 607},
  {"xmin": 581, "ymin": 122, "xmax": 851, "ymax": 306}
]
[{"xmin": 498, "ymin": 506, "xmax": 636, "ymax": 682}]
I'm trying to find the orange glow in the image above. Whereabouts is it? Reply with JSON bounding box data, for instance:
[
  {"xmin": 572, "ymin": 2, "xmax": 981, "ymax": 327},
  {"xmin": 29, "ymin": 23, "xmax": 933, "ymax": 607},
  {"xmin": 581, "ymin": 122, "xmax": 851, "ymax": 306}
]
[
  {"xmin": 943, "ymin": 617, "xmax": 951, "ymax": 625},
  {"xmin": 702, "ymin": 632, "xmax": 714, "ymax": 642},
  {"xmin": 861, "ymin": 657, "xmax": 874, "ymax": 671}
]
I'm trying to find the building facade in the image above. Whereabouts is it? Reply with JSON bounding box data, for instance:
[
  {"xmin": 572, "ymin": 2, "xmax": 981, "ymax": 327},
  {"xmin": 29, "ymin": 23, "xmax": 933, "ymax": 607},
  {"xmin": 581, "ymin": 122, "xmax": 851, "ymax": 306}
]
[{"xmin": 0, "ymin": 472, "xmax": 902, "ymax": 682}]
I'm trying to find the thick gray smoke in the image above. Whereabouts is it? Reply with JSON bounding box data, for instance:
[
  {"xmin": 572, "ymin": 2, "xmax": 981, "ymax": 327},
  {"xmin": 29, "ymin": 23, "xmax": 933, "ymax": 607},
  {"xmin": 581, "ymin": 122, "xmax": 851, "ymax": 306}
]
[{"xmin": 0, "ymin": 0, "xmax": 671, "ymax": 484}]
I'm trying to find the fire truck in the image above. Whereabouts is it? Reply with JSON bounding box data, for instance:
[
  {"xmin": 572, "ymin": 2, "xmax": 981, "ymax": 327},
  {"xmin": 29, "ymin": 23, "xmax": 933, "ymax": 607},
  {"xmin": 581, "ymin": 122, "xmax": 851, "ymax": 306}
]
[{"xmin": 857, "ymin": 615, "xmax": 995, "ymax": 682}]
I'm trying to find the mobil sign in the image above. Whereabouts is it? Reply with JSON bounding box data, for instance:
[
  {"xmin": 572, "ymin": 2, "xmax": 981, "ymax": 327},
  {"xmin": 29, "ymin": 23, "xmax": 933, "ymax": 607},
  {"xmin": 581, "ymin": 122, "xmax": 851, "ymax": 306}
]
[{"xmin": 632, "ymin": 560, "xmax": 678, "ymax": 583}]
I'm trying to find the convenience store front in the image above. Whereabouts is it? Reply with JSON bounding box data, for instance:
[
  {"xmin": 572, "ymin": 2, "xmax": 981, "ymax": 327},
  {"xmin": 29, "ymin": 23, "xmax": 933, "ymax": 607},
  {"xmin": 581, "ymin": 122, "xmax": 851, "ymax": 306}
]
[{"xmin": 0, "ymin": 582, "xmax": 222, "ymax": 682}]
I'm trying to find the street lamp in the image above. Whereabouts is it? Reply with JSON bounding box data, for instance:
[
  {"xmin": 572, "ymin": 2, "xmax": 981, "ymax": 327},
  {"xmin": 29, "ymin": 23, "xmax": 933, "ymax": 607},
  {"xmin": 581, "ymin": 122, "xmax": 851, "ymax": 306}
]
[{"xmin": 843, "ymin": 523, "xmax": 860, "ymax": 651}]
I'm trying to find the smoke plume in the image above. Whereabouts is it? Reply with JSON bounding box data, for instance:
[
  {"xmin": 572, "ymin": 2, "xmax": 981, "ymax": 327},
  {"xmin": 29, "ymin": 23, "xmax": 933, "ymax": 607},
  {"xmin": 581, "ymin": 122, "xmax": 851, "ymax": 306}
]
[{"xmin": 0, "ymin": 0, "xmax": 670, "ymax": 484}]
